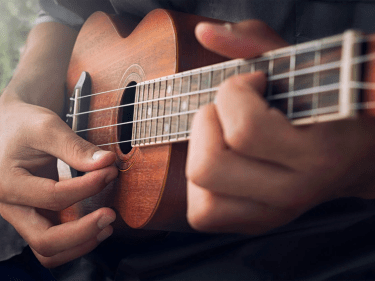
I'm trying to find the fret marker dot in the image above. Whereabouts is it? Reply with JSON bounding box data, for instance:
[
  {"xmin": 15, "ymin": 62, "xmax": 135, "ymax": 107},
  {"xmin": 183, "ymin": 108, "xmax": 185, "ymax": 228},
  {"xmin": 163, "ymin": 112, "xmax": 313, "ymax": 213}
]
[
  {"xmin": 148, "ymin": 107, "xmax": 152, "ymax": 116},
  {"xmin": 167, "ymin": 85, "xmax": 172, "ymax": 94},
  {"xmin": 182, "ymin": 101, "xmax": 187, "ymax": 110},
  {"xmin": 164, "ymin": 124, "xmax": 169, "ymax": 132}
]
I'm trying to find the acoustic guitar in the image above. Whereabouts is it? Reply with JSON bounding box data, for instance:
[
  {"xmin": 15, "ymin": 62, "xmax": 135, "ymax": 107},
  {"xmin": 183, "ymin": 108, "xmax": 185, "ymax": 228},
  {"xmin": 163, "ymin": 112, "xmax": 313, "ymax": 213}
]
[{"xmin": 59, "ymin": 9, "xmax": 375, "ymax": 232}]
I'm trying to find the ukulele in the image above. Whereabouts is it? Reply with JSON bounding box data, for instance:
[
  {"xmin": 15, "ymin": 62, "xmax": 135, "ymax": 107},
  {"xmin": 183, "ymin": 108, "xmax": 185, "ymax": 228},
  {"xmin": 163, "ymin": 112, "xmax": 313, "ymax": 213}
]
[{"xmin": 59, "ymin": 9, "xmax": 375, "ymax": 232}]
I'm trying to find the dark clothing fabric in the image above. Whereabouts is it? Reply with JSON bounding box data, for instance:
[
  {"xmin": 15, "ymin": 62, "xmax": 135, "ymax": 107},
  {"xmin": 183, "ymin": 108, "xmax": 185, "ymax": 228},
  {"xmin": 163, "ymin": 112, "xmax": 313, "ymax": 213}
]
[
  {"xmin": 0, "ymin": 217, "xmax": 27, "ymax": 262},
  {"xmin": 49, "ymin": 198, "xmax": 375, "ymax": 280},
  {"xmin": 3, "ymin": 0, "xmax": 375, "ymax": 280},
  {"xmin": 0, "ymin": 247, "xmax": 56, "ymax": 281}
]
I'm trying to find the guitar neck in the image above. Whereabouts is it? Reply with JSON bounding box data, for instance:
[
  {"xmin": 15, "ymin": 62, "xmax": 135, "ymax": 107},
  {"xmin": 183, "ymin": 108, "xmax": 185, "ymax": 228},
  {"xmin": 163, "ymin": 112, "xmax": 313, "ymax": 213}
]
[{"xmin": 131, "ymin": 30, "xmax": 371, "ymax": 147}]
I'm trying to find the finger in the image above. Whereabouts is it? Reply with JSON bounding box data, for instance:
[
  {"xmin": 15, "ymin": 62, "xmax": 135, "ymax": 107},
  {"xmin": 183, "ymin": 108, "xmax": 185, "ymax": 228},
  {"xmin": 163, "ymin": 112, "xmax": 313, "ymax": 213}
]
[
  {"xmin": 215, "ymin": 72, "xmax": 309, "ymax": 167},
  {"xmin": 195, "ymin": 20, "xmax": 289, "ymax": 58},
  {"xmin": 3, "ymin": 165, "xmax": 117, "ymax": 210},
  {"xmin": 0, "ymin": 203, "xmax": 115, "ymax": 260},
  {"xmin": 186, "ymin": 103, "xmax": 305, "ymax": 208},
  {"xmin": 31, "ymin": 228, "xmax": 112, "ymax": 268},
  {"xmin": 187, "ymin": 180, "xmax": 301, "ymax": 234},
  {"xmin": 25, "ymin": 112, "xmax": 116, "ymax": 172}
]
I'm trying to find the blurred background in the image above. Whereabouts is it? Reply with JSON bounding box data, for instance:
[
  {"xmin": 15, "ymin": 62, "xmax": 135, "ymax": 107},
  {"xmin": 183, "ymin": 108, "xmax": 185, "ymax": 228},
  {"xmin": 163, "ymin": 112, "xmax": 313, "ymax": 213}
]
[{"xmin": 0, "ymin": 0, "xmax": 39, "ymax": 92}]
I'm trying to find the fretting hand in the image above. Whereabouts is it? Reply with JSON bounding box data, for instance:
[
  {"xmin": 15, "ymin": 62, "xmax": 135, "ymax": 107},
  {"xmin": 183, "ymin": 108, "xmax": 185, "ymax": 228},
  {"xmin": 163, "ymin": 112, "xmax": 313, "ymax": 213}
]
[{"xmin": 186, "ymin": 20, "xmax": 375, "ymax": 234}]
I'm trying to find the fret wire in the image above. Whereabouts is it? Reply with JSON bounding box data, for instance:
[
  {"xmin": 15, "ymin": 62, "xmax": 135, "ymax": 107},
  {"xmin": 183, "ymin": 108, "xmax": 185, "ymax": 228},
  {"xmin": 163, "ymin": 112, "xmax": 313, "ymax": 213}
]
[
  {"xmin": 157, "ymin": 80, "xmax": 163, "ymax": 143},
  {"xmin": 153, "ymin": 81, "xmax": 158, "ymax": 142},
  {"xmin": 287, "ymin": 47, "xmax": 296, "ymax": 119},
  {"xmin": 184, "ymin": 73, "xmax": 192, "ymax": 138},
  {"xmin": 339, "ymin": 30, "xmax": 357, "ymax": 117},
  {"xmin": 235, "ymin": 61, "xmax": 240, "ymax": 75},
  {"xmin": 217, "ymin": 66, "xmax": 225, "ymax": 103},
  {"xmin": 146, "ymin": 82, "xmax": 152, "ymax": 142},
  {"xmin": 312, "ymin": 41, "xmax": 322, "ymax": 117},
  {"xmin": 267, "ymin": 55, "xmax": 274, "ymax": 97},
  {"xmin": 160, "ymin": 80, "xmax": 166, "ymax": 142},
  {"xmin": 168, "ymin": 78, "xmax": 174, "ymax": 142},
  {"xmin": 208, "ymin": 68, "xmax": 213, "ymax": 104},
  {"xmin": 251, "ymin": 62, "xmax": 255, "ymax": 73},
  {"xmin": 197, "ymin": 70, "xmax": 202, "ymax": 108},
  {"xmin": 149, "ymin": 82, "xmax": 155, "ymax": 143},
  {"xmin": 176, "ymin": 77, "xmax": 183, "ymax": 139}
]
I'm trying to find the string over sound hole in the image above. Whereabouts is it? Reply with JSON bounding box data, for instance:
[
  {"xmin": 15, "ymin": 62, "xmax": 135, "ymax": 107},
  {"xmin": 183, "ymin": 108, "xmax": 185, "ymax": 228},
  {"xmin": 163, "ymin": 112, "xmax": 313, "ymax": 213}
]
[{"xmin": 119, "ymin": 81, "xmax": 137, "ymax": 154}]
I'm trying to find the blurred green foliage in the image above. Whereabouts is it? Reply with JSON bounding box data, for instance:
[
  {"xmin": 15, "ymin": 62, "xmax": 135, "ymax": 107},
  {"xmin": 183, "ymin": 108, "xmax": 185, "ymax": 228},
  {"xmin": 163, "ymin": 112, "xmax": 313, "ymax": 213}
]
[{"xmin": 0, "ymin": 0, "xmax": 40, "ymax": 93}]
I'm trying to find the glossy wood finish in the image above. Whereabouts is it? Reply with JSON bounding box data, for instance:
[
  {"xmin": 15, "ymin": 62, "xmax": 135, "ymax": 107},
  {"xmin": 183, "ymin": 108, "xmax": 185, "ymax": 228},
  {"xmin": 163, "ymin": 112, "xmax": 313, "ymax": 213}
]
[{"xmin": 60, "ymin": 10, "xmax": 227, "ymax": 231}]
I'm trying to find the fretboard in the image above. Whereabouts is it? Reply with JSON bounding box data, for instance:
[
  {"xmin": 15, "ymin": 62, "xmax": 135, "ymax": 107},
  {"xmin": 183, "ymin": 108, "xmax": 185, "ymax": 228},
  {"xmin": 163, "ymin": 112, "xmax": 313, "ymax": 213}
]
[{"xmin": 131, "ymin": 30, "xmax": 365, "ymax": 147}]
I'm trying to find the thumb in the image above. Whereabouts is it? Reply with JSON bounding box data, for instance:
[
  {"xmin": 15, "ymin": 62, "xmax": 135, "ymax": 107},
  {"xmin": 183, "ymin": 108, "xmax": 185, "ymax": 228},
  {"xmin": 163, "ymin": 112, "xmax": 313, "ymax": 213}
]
[
  {"xmin": 195, "ymin": 20, "xmax": 289, "ymax": 59},
  {"xmin": 59, "ymin": 134, "xmax": 116, "ymax": 172},
  {"xmin": 30, "ymin": 117, "xmax": 116, "ymax": 172}
]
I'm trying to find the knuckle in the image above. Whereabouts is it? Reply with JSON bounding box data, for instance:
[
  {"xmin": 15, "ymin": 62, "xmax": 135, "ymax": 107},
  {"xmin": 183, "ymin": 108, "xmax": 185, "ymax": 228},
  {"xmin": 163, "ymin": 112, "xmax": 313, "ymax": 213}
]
[
  {"xmin": 29, "ymin": 114, "xmax": 60, "ymax": 148},
  {"xmin": 46, "ymin": 186, "xmax": 67, "ymax": 212},
  {"xmin": 67, "ymin": 135, "xmax": 93, "ymax": 160},
  {"xmin": 186, "ymin": 153, "xmax": 219, "ymax": 190},
  {"xmin": 32, "ymin": 113, "xmax": 58, "ymax": 135},
  {"xmin": 42, "ymin": 180, "xmax": 65, "ymax": 211},
  {"xmin": 225, "ymin": 115, "xmax": 255, "ymax": 153},
  {"xmin": 220, "ymin": 75, "xmax": 251, "ymax": 94},
  {"xmin": 0, "ymin": 168, "xmax": 22, "ymax": 204},
  {"xmin": 30, "ymin": 237, "xmax": 54, "ymax": 258},
  {"xmin": 218, "ymin": 76, "xmax": 260, "ymax": 153},
  {"xmin": 187, "ymin": 195, "xmax": 218, "ymax": 232}
]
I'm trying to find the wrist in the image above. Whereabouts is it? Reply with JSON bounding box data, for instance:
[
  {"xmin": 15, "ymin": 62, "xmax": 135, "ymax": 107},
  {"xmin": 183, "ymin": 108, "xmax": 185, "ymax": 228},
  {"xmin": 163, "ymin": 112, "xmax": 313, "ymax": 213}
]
[{"xmin": 3, "ymin": 73, "xmax": 66, "ymax": 115}]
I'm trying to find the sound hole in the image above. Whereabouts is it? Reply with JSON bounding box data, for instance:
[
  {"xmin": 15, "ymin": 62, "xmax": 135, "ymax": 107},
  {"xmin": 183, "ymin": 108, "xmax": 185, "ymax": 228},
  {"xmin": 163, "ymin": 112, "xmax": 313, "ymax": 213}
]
[{"xmin": 119, "ymin": 81, "xmax": 137, "ymax": 154}]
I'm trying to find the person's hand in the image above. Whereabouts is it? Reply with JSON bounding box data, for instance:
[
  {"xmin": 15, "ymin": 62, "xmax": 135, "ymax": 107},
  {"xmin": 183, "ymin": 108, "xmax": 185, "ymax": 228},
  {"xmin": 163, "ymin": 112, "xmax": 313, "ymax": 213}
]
[
  {"xmin": 186, "ymin": 20, "xmax": 375, "ymax": 234},
  {"xmin": 0, "ymin": 94, "xmax": 118, "ymax": 268}
]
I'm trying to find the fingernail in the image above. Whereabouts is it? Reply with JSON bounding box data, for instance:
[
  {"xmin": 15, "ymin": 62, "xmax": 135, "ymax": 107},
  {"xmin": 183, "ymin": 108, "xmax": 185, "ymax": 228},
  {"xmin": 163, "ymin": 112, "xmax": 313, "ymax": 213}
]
[
  {"xmin": 92, "ymin": 150, "xmax": 111, "ymax": 161},
  {"xmin": 211, "ymin": 22, "xmax": 233, "ymax": 35},
  {"xmin": 97, "ymin": 227, "xmax": 113, "ymax": 242},
  {"xmin": 97, "ymin": 215, "xmax": 115, "ymax": 229}
]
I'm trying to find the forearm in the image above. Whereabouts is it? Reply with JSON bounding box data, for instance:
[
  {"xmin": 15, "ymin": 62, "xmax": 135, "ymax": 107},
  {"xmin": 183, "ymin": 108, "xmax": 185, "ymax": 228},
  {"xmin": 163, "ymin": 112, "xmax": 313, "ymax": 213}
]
[{"xmin": 2, "ymin": 21, "xmax": 78, "ymax": 115}]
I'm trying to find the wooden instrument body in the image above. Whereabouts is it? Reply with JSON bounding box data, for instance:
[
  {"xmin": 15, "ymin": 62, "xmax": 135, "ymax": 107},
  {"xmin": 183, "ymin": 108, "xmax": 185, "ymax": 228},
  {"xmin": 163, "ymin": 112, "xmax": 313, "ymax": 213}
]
[{"xmin": 61, "ymin": 10, "xmax": 226, "ymax": 231}]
